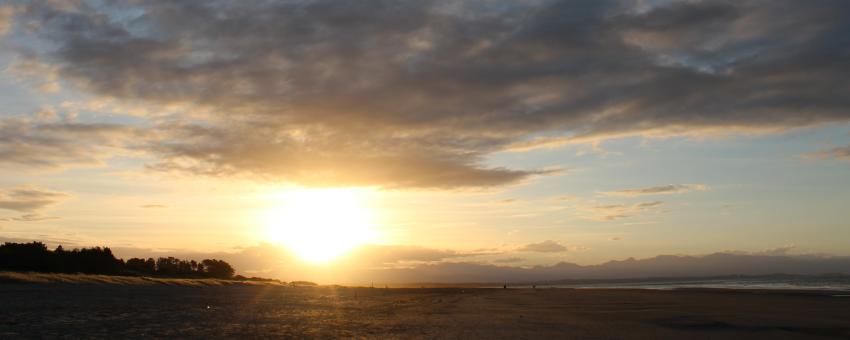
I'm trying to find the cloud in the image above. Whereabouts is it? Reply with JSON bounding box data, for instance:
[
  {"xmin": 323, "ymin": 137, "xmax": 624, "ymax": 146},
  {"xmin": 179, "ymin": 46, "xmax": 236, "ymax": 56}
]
[
  {"xmin": 345, "ymin": 244, "xmax": 484, "ymax": 266},
  {"xmin": 0, "ymin": 235, "xmax": 82, "ymax": 247},
  {"xmin": 139, "ymin": 204, "xmax": 166, "ymax": 209},
  {"xmin": 0, "ymin": 5, "xmax": 15, "ymax": 36},
  {"xmin": 0, "ymin": 117, "xmax": 140, "ymax": 169},
  {"xmin": 502, "ymin": 136, "xmax": 573, "ymax": 153},
  {"xmin": 0, "ymin": 186, "xmax": 70, "ymax": 213},
  {"xmin": 805, "ymin": 144, "xmax": 850, "ymax": 160},
  {"xmin": 600, "ymin": 184, "xmax": 708, "ymax": 196},
  {"xmin": 146, "ymin": 123, "xmax": 553, "ymax": 188},
  {"xmin": 753, "ymin": 245, "xmax": 797, "ymax": 256},
  {"xmin": 723, "ymin": 245, "xmax": 797, "ymax": 256},
  {"xmin": 114, "ymin": 242, "xmax": 487, "ymax": 272},
  {"xmin": 105, "ymin": 242, "xmax": 492, "ymax": 281},
  {"xmin": 518, "ymin": 240, "xmax": 568, "ymax": 253},
  {"xmin": 0, "ymin": 213, "xmax": 59, "ymax": 222},
  {"xmin": 5, "ymin": 58, "xmax": 62, "ymax": 93},
  {"xmin": 553, "ymin": 195, "xmax": 579, "ymax": 201},
  {"xmin": 493, "ymin": 257, "xmax": 525, "ymax": 264},
  {"xmin": 7, "ymin": 0, "xmax": 850, "ymax": 187},
  {"xmin": 584, "ymin": 201, "xmax": 664, "ymax": 221}
]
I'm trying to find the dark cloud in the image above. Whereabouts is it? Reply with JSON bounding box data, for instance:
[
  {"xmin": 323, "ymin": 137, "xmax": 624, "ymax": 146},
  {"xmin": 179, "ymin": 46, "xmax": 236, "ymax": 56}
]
[
  {"xmin": 518, "ymin": 240, "xmax": 568, "ymax": 253},
  {"xmin": 145, "ymin": 123, "xmax": 552, "ymax": 188},
  {"xmin": 8, "ymin": 0, "xmax": 850, "ymax": 187},
  {"xmin": 601, "ymin": 184, "xmax": 707, "ymax": 196},
  {"xmin": 0, "ymin": 117, "xmax": 140, "ymax": 169},
  {"xmin": 0, "ymin": 186, "xmax": 70, "ymax": 212},
  {"xmin": 493, "ymin": 257, "xmax": 525, "ymax": 264}
]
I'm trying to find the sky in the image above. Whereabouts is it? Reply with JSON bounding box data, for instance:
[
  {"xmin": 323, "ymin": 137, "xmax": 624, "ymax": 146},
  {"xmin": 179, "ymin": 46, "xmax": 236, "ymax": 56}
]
[{"xmin": 0, "ymin": 0, "xmax": 849, "ymax": 280}]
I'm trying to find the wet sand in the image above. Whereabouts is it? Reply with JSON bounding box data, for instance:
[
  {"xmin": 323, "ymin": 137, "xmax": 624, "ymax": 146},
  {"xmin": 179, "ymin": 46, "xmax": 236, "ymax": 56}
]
[{"xmin": 2, "ymin": 284, "xmax": 849, "ymax": 339}]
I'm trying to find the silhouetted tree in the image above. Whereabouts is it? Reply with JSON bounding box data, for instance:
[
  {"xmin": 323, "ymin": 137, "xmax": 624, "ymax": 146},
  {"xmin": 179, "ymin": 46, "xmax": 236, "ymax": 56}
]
[
  {"xmin": 65, "ymin": 247, "xmax": 124, "ymax": 274},
  {"xmin": 0, "ymin": 242, "xmax": 242, "ymax": 280},
  {"xmin": 156, "ymin": 257, "xmax": 180, "ymax": 275},
  {"xmin": 145, "ymin": 258, "xmax": 156, "ymax": 272},
  {"xmin": 201, "ymin": 259, "xmax": 235, "ymax": 279},
  {"xmin": 126, "ymin": 257, "xmax": 156, "ymax": 275},
  {"xmin": 0, "ymin": 242, "xmax": 52, "ymax": 272},
  {"xmin": 0, "ymin": 242, "xmax": 122, "ymax": 274}
]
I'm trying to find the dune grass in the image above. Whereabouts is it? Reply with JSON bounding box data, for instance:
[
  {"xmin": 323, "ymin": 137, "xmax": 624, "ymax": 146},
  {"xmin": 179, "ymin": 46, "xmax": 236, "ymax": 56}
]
[{"xmin": 0, "ymin": 271, "xmax": 284, "ymax": 286}]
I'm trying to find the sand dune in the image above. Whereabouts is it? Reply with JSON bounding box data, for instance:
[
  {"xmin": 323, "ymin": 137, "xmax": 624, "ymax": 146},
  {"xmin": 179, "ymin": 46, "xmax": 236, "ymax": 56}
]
[{"xmin": 0, "ymin": 272, "xmax": 280, "ymax": 286}]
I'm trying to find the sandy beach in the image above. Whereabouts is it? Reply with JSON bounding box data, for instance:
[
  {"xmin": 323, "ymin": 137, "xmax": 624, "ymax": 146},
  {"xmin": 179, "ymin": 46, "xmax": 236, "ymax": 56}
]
[{"xmin": 2, "ymin": 284, "xmax": 849, "ymax": 339}]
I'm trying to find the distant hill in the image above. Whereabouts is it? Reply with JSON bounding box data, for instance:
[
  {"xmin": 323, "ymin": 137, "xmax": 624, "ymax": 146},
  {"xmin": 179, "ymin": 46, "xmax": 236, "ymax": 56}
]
[
  {"xmin": 23, "ymin": 240, "xmax": 848, "ymax": 284},
  {"xmin": 362, "ymin": 253, "xmax": 850, "ymax": 283}
]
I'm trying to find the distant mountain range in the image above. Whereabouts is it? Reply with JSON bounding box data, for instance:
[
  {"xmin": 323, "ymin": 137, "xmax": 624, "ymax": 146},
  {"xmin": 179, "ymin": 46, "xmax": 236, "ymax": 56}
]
[
  {"xmin": 11, "ymin": 237, "xmax": 848, "ymax": 284},
  {"xmin": 362, "ymin": 253, "xmax": 850, "ymax": 283}
]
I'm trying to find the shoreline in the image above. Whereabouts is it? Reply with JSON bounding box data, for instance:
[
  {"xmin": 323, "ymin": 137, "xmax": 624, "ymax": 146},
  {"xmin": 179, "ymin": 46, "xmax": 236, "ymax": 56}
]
[
  {"xmin": 4, "ymin": 275, "xmax": 850, "ymax": 297},
  {"xmin": 4, "ymin": 271, "xmax": 850, "ymax": 293}
]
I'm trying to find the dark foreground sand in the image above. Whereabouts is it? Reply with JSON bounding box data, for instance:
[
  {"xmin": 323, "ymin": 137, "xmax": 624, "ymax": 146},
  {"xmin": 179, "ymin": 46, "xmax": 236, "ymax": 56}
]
[{"xmin": 2, "ymin": 284, "xmax": 849, "ymax": 339}]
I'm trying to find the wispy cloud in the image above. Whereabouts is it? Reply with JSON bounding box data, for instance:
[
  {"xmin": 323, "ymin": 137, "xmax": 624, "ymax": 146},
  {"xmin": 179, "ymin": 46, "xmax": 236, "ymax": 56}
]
[
  {"xmin": 583, "ymin": 201, "xmax": 665, "ymax": 221},
  {"xmin": 518, "ymin": 240, "xmax": 568, "ymax": 253},
  {"xmin": 600, "ymin": 184, "xmax": 708, "ymax": 197},
  {"xmin": 0, "ymin": 186, "xmax": 70, "ymax": 213},
  {"xmin": 722, "ymin": 245, "xmax": 798, "ymax": 256},
  {"xmin": 345, "ymin": 244, "xmax": 485, "ymax": 266},
  {"xmin": 139, "ymin": 204, "xmax": 166, "ymax": 209},
  {"xmin": 0, "ymin": 186, "xmax": 70, "ymax": 222},
  {"xmin": 805, "ymin": 144, "xmax": 850, "ymax": 160},
  {"xmin": 0, "ymin": 214, "xmax": 59, "ymax": 222}
]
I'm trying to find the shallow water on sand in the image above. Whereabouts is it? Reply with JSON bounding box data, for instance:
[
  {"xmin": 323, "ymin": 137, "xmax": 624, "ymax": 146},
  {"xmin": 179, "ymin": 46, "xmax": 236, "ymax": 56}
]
[
  {"xmin": 523, "ymin": 276, "xmax": 850, "ymax": 291},
  {"xmin": 3, "ymin": 285, "xmax": 850, "ymax": 339}
]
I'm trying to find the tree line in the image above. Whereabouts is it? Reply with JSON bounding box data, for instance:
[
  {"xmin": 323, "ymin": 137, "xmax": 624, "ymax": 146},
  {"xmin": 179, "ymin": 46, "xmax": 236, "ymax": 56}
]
[{"xmin": 0, "ymin": 242, "xmax": 235, "ymax": 279}]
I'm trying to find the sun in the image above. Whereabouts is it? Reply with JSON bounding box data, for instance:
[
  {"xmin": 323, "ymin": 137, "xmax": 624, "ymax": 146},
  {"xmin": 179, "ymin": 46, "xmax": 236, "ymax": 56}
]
[{"xmin": 262, "ymin": 188, "xmax": 377, "ymax": 263}]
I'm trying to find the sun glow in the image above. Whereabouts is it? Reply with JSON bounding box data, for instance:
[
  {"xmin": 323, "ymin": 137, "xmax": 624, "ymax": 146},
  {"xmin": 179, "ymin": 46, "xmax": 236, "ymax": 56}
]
[{"xmin": 263, "ymin": 188, "xmax": 377, "ymax": 263}]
